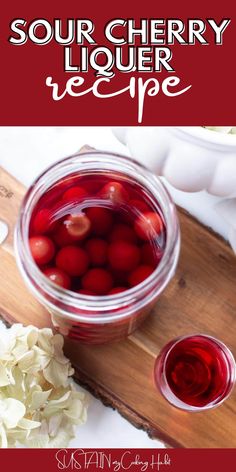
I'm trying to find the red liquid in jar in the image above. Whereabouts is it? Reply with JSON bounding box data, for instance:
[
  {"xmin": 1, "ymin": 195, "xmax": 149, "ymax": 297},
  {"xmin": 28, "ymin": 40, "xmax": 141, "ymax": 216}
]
[
  {"xmin": 29, "ymin": 173, "xmax": 166, "ymax": 293},
  {"xmin": 28, "ymin": 172, "xmax": 166, "ymax": 342},
  {"xmin": 156, "ymin": 335, "xmax": 234, "ymax": 408}
]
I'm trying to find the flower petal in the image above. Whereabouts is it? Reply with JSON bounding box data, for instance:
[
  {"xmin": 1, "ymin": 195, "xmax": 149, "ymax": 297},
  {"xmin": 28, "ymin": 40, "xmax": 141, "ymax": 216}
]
[
  {"xmin": 0, "ymin": 398, "xmax": 25, "ymax": 428},
  {"xmin": 37, "ymin": 329, "xmax": 53, "ymax": 354},
  {"xmin": 0, "ymin": 363, "xmax": 11, "ymax": 387},
  {"xmin": 43, "ymin": 360, "xmax": 70, "ymax": 388},
  {"xmin": 48, "ymin": 429, "xmax": 74, "ymax": 448},
  {"xmin": 0, "ymin": 424, "xmax": 8, "ymax": 448},
  {"xmin": 25, "ymin": 432, "xmax": 49, "ymax": 448},
  {"xmin": 52, "ymin": 334, "xmax": 69, "ymax": 365},
  {"xmin": 17, "ymin": 418, "xmax": 41, "ymax": 430},
  {"xmin": 30, "ymin": 389, "xmax": 52, "ymax": 411},
  {"xmin": 48, "ymin": 413, "xmax": 62, "ymax": 437},
  {"xmin": 17, "ymin": 351, "xmax": 36, "ymax": 373}
]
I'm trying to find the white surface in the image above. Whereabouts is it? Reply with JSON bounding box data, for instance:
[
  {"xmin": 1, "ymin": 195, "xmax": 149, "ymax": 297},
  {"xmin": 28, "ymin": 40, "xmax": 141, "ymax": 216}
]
[{"xmin": 0, "ymin": 126, "xmax": 233, "ymax": 448}]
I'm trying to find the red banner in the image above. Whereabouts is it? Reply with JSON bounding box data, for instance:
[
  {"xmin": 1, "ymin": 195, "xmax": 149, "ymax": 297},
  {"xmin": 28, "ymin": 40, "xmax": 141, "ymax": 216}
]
[
  {"xmin": 0, "ymin": 448, "xmax": 236, "ymax": 471},
  {"xmin": 0, "ymin": 0, "xmax": 235, "ymax": 125}
]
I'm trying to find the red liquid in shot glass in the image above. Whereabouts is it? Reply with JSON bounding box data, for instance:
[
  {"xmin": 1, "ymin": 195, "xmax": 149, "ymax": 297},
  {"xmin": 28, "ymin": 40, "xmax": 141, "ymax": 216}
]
[
  {"xmin": 28, "ymin": 172, "xmax": 167, "ymax": 342},
  {"xmin": 154, "ymin": 335, "xmax": 235, "ymax": 410}
]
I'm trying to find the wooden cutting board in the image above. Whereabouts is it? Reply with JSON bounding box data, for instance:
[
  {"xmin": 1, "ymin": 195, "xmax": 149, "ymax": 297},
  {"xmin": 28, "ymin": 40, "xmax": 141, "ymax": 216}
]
[{"xmin": 0, "ymin": 158, "xmax": 236, "ymax": 448}]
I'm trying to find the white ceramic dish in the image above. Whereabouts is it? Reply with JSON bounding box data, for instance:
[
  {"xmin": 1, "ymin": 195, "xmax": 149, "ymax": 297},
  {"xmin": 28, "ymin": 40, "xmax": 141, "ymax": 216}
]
[
  {"xmin": 114, "ymin": 127, "xmax": 236, "ymax": 253},
  {"xmin": 114, "ymin": 127, "xmax": 236, "ymax": 198}
]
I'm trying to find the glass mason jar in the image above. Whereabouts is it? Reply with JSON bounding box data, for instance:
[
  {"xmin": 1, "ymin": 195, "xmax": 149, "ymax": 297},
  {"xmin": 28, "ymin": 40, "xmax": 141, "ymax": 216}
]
[{"xmin": 15, "ymin": 151, "xmax": 180, "ymax": 344}]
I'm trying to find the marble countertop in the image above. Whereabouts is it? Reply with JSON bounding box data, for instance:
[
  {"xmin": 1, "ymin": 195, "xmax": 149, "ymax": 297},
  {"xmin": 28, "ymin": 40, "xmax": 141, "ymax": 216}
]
[{"xmin": 0, "ymin": 126, "xmax": 230, "ymax": 448}]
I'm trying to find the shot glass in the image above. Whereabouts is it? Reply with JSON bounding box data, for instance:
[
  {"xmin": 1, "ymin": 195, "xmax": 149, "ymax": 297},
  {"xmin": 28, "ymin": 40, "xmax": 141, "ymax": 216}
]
[{"xmin": 154, "ymin": 334, "xmax": 236, "ymax": 411}]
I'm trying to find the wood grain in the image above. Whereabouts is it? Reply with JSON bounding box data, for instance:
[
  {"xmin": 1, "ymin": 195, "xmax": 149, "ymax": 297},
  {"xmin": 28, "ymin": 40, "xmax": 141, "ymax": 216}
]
[{"xmin": 0, "ymin": 162, "xmax": 236, "ymax": 448}]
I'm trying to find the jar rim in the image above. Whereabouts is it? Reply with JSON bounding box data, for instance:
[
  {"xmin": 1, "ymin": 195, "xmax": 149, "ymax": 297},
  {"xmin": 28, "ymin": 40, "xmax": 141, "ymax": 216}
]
[{"xmin": 15, "ymin": 150, "xmax": 180, "ymax": 323}]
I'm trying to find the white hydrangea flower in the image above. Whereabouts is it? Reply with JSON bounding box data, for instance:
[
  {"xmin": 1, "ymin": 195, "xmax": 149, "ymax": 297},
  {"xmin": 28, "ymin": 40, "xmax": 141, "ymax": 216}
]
[{"xmin": 0, "ymin": 324, "xmax": 89, "ymax": 448}]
